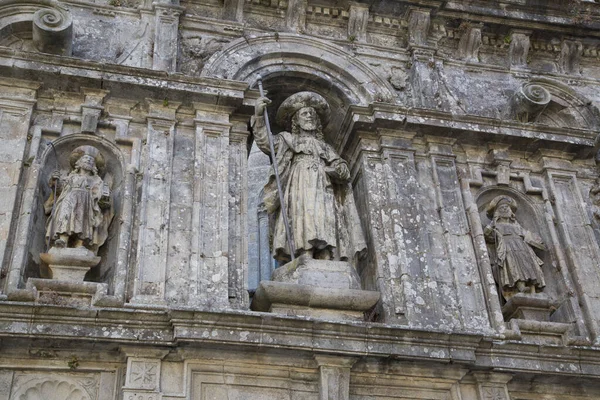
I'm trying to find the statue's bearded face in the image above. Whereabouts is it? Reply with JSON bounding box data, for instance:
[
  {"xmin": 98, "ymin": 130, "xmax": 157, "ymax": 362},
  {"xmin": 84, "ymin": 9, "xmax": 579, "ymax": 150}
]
[
  {"xmin": 296, "ymin": 107, "xmax": 319, "ymax": 131},
  {"xmin": 77, "ymin": 154, "xmax": 96, "ymax": 172},
  {"xmin": 495, "ymin": 203, "xmax": 513, "ymax": 219}
]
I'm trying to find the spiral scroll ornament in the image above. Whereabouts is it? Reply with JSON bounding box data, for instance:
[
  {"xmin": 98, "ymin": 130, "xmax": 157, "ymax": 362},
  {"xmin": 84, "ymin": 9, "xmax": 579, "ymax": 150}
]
[
  {"xmin": 520, "ymin": 83, "xmax": 552, "ymax": 107},
  {"xmin": 32, "ymin": 7, "xmax": 73, "ymax": 56},
  {"xmin": 511, "ymin": 83, "xmax": 552, "ymax": 123}
]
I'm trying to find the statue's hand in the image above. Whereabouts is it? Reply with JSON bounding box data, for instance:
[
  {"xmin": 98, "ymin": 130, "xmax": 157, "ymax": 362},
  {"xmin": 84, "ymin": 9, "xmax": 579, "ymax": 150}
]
[
  {"xmin": 255, "ymin": 96, "xmax": 272, "ymax": 117},
  {"xmin": 335, "ymin": 163, "xmax": 350, "ymax": 182},
  {"xmin": 49, "ymin": 170, "xmax": 61, "ymax": 186}
]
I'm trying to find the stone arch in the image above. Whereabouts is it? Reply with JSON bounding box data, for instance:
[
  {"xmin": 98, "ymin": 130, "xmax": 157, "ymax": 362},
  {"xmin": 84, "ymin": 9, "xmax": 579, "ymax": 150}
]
[
  {"xmin": 202, "ymin": 33, "xmax": 397, "ymax": 137},
  {"xmin": 202, "ymin": 33, "xmax": 396, "ymax": 106},
  {"xmin": 202, "ymin": 33, "xmax": 396, "ymax": 142},
  {"xmin": 27, "ymin": 134, "xmax": 125, "ymax": 288}
]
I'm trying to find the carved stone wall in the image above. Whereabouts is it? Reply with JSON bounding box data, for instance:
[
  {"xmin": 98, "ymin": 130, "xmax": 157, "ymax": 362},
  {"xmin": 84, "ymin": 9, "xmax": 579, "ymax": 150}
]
[{"xmin": 0, "ymin": 0, "xmax": 600, "ymax": 399}]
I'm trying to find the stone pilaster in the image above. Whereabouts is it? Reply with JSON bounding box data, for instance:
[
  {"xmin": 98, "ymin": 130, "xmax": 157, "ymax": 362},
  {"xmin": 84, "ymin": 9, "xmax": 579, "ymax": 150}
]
[
  {"xmin": 427, "ymin": 138, "xmax": 491, "ymax": 333},
  {"xmin": 352, "ymin": 134, "xmax": 412, "ymax": 323},
  {"xmin": 131, "ymin": 100, "xmax": 180, "ymax": 305},
  {"xmin": 152, "ymin": 1, "xmax": 184, "ymax": 72},
  {"xmin": 121, "ymin": 347, "xmax": 170, "ymax": 400},
  {"xmin": 543, "ymin": 156, "xmax": 600, "ymax": 343},
  {"xmin": 315, "ymin": 355, "xmax": 356, "ymax": 400},
  {"xmin": 228, "ymin": 124, "xmax": 250, "ymax": 308},
  {"xmin": 187, "ymin": 105, "xmax": 233, "ymax": 308},
  {"xmin": 0, "ymin": 79, "xmax": 40, "ymax": 296}
]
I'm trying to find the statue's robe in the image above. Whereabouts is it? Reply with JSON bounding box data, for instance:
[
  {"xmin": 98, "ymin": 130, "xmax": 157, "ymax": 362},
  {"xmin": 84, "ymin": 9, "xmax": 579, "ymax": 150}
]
[{"xmin": 252, "ymin": 115, "xmax": 366, "ymax": 263}]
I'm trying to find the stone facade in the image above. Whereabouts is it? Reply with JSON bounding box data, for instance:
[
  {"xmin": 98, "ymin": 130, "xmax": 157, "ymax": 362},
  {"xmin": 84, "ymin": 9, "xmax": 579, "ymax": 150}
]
[{"xmin": 1, "ymin": 0, "xmax": 600, "ymax": 399}]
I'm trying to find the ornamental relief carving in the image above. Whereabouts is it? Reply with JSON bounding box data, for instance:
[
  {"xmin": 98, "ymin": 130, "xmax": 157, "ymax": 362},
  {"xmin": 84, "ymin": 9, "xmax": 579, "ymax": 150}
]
[{"xmin": 10, "ymin": 378, "xmax": 93, "ymax": 400}]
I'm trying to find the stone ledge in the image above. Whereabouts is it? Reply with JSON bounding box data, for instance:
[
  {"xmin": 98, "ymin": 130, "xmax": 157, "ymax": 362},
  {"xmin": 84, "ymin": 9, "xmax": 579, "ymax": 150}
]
[
  {"xmin": 252, "ymin": 281, "xmax": 380, "ymax": 312},
  {"xmin": 0, "ymin": 303, "xmax": 598, "ymax": 376}
]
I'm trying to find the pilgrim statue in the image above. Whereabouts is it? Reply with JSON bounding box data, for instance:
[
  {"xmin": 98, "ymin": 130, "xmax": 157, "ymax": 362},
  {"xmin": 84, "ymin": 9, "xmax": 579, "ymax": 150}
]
[
  {"xmin": 484, "ymin": 195, "xmax": 546, "ymax": 298},
  {"xmin": 252, "ymin": 92, "xmax": 367, "ymax": 265},
  {"xmin": 44, "ymin": 145, "xmax": 113, "ymax": 254}
]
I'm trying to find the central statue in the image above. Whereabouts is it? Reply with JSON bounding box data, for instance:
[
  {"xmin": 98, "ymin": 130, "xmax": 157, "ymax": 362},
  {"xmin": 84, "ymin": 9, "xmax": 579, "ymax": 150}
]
[{"xmin": 252, "ymin": 91, "xmax": 366, "ymax": 265}]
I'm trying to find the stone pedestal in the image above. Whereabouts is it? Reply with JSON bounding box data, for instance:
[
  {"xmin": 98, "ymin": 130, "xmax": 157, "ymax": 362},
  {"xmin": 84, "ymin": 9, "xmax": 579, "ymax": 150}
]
[
  {"xmin": 40, "ymin": 247, "xmax": 101, "ymax": 281},
  {"xmin": 502, "ymin": 293, "xmax": 552, "ymax": 321},
  {"xmin": 251, "ymin": 257, "xmax": 380, "ymax": 321}
]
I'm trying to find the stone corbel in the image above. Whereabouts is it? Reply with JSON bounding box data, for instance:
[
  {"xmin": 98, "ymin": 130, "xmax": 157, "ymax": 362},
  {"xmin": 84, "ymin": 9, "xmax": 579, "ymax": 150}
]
[
  {"xmin": 509, "ymin": 30, "xmax": 531, "ymax": 68},
  {"xmin": 457, "ymin": 23, "xmax": 482, "ymax": 63},
  {"xmin": 560, "ymin": 39, "xmax": 583, "ymax": 75},
  {"xmin": 223, "ymin": 0, "xmax": 244, "ymax": 22},
  {"xmin": 286, "ymin": 0, "xmax": 307, "ymax": 32},
  {"xmin": 407, "ymin": 8, "xmax": 431, "ymax": 47},
  {"xmin": 32, "ymin": 4, "xmax": 73, "ymax": 56},
  {"xmin": 348, "ymin": 2, "xmax": 369, "ymax": 42}
]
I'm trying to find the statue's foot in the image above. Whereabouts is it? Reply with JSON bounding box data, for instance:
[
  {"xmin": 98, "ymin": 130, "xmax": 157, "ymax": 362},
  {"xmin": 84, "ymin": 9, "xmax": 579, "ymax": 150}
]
[
  {"xmin": 54, "ymin": 238, "xmax": 66, "ymax": 248},
  {"xmin": 516, "ymin": 281, "xmax": 527, "ymax": 293}
]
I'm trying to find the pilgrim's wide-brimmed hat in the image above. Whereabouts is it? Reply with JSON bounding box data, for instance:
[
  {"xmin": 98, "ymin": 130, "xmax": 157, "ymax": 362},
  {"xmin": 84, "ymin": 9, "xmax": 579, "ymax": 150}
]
[
  {"xmin": 69, "ymin": 145, "xmax": 105, "ymax": 173},
  {"xmin": 276, "ymin": 91, "xmax": 331, "ymax": 130},
  {"xmin": 486, "ymin": 195, "xmax": 518, "ymax": 218}
]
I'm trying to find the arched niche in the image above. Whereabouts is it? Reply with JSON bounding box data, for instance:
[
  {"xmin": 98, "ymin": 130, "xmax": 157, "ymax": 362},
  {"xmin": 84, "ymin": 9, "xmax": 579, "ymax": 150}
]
[
  {"xmin": 208, "ymin": 35, "xmax": 395, "ymax": 297},
  {"xmin": 202, "ymin": 33, "xmax": 397, "ymax": 147},
  {"xmin": 28, "ymin": 134, "xmax": 125, "ymax": 289},
  {"xmin": 475, "ymin": 187, "xmax": 568, "ymax": 317}
]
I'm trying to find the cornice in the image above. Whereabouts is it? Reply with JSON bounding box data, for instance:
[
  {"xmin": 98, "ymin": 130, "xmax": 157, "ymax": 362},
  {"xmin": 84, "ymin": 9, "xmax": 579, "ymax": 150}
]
[
  {"xmin": 0, "ymin": 48, "xmax": 248, "ymax": 106},
  {"xmin": 0, "ymin": 303, "xmax": 599, "ymax": 376}
]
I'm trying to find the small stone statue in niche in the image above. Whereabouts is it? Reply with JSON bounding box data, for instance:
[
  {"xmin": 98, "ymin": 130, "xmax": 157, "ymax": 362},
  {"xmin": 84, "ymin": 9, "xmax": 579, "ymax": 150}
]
[
  {"xmin": 484, "ymin": 195, "xmax": 546, "ymax": 298},
  {"xmin": 252, "ymin": 91, "xmax": 366, "ymax": 264},
  {"xmin": 44, "ymin": 145, "xmax": 113, "ymax": 254}
]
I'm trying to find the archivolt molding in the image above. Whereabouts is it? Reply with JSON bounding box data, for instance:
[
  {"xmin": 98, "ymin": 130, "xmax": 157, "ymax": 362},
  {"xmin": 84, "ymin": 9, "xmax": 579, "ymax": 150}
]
[{"xmin": 201, "ymin": 33, "xmax": 397, "ymax": 107}]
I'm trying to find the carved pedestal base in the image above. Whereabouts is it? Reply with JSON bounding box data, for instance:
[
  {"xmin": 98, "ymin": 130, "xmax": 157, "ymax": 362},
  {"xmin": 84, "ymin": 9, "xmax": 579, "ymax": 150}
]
[
  {"xmin": 40, "ymin": 247, "xmax": 100, "ymax": 281},
  {"xmin": 251, "ymin": 257, "xmax": 380, "ymax": 321},
  {"xmin": 26, "ymin": 278, "xmax": 117, "ymax": 307},
  {"xmin": 502, "ymin": 293, "xmax": 574, "ymax": 345},
  {"xmin": 502, "ymin": 293, "xmax": 552, "ymax": 321}
]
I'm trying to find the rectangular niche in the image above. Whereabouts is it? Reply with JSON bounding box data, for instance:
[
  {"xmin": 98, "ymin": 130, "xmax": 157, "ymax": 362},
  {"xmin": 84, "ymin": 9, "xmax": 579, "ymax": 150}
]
[{"xmin": 190, "ymin": 362, "xmax": 318, "ymax": 400}]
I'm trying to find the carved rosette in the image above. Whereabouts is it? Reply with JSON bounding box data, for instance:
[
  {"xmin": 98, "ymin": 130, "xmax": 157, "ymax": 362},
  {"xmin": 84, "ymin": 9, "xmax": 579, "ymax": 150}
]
[
  {"xmin": 11, "ymin": 379, "xmax": 91, "ymax": 400},
  {"xmin": 32, "ymin": 6, "xmax": 73, "ymax": 55}
]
